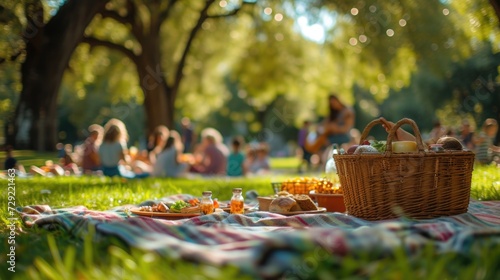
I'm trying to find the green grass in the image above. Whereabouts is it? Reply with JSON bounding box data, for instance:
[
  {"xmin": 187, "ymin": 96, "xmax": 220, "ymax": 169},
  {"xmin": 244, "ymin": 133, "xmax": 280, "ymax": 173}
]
[{"xmin": 0, "ymin": 152, "xmax": 499, "ymax": 279}]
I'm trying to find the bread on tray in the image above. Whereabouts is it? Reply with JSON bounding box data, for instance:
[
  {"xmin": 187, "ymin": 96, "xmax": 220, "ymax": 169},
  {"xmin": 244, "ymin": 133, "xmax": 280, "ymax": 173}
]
[{"xmin": 258, "ymin": 191, "xmax": 318, "ymax": 213}]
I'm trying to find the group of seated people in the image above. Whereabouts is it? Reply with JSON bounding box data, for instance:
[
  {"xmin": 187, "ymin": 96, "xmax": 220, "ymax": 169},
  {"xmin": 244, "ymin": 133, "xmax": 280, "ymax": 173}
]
[{"xmin": 6, "ymin": 118, "xmax": 272, "ymax": 179}]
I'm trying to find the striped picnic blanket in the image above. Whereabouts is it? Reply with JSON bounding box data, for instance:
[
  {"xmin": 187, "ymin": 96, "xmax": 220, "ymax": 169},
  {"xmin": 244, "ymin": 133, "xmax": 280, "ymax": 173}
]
[{"xmin": 19, "ymin": 195, "xmax": 500, "ymax": 279}]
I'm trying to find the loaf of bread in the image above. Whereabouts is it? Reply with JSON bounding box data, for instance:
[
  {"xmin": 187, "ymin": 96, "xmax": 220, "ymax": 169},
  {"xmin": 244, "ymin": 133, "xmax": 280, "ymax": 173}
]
[
  {"xmin": 269, "ymin": 196, "xmax": 297, "ymax": 213},
  {"xmin": 294, "ymin": 195, "xmax": 318, "ymax": 211}
]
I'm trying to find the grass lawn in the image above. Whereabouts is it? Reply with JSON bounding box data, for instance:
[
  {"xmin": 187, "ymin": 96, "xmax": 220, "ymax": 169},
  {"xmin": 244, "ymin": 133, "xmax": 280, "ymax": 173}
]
[{"xmin": 1, "ymin": 152, "xmax": 500, "ymax": 279}]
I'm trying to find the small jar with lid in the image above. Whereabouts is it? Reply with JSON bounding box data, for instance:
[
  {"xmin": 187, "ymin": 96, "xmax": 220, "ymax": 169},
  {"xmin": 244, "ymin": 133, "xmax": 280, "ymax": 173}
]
[
  {"xmin": 200, "ymin": 191, "xmax": 214, "ymax": 215},
  {"xmin": 230, "ymin": 188, "xmax": 245, "ymax": 214},
  {"xmin": 429, "ymin": 144, "xmax": 444, "ymax": 153}
]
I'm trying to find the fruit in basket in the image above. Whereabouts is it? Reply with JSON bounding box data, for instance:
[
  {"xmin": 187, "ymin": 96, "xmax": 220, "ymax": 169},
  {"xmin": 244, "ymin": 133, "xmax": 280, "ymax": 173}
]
[
  {"xmin": 353, "ymin": 145, "xmax": 379, "ymax": 154},
  {"xmin": 347, "ymin": 145, "xmax": 360, "ymax": 154}
]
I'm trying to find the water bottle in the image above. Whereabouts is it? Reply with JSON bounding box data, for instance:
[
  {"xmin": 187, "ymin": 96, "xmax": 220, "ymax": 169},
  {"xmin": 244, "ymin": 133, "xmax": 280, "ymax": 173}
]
[{"xmin": 325, "ymin": 144, "xmax": 339, "ymax": 174}]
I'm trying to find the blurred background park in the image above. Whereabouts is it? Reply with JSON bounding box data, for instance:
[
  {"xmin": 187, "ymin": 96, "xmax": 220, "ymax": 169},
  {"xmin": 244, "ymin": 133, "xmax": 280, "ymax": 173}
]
[{"xmin": 0, "ymin": 0, "xmax": 499, "ymax": 155}]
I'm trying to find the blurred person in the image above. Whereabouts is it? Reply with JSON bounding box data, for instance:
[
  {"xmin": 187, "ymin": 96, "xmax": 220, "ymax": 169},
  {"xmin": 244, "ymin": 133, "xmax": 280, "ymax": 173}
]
[
  {"xmin": 104, "ymin": 118, "xmax": 129, "ymax": 150},
  {"xmin": 459, "ymin": 120, "xmax": 475, "ymax": 151},
  {"xmin": 99, "ymin": 119, "xmax": 148, "ymax": 178},
  {"xmin": 180, "ymin": 117, "xmax": 196, "ymax": 153},
  {"xmin": 227, "ymin": 136, "xmax": 246, "ymax": 177},
  {"xmin": 323, "ymin": 94, "xmax": 355, "ymax": 147},
  {"xmin": 59, "ymin": 144, "xmax": 81, "ymax": 175},
  {"xmin": 153, "ymin": 131, "xmax": 188, "ymax": 178},
  {"xmin": 427, "ymin": 120, "xmax": 447, "ymax": 144},
  {"xmin": 305, "ymin": 94, "xmax": 355, "ymax": 153},
  {"xmin": 81, "ymin": 124, "xmax": 103, "ymax": 174},
  {"xmin": 3, "ymin": 145, "xmax": 26, "ymax": 174},
  {"xmin": 56, "ymin": 142, "xmax": 65, "ymax": 162},
  {"xmin": 247, "ymin": 142, "xmax": 271, "ymax": 175},
  {"xmin": 474, "ymin": 118, "xmax": 500, "ymax": 164},
  {"xmin": 297, "ymin": 120, "xmax": 312, "ymax": 173},
  {"xmin": 189, "ymin": 127, "xmax": 228, "ymax": 176},
  {"xmin": 146, "ymin": 125, "xmax": 170, "ymax": 165}
]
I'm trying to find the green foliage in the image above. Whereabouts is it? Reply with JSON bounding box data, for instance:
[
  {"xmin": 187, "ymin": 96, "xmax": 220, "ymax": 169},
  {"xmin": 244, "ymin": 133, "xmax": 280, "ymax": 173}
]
[
  {"xmin": 2, "ymin": 0, "xmax": 500, "ymax": 146},
  {"xmin": 470, "ymin": 164, "xmax": 500, "ymax": 201}
]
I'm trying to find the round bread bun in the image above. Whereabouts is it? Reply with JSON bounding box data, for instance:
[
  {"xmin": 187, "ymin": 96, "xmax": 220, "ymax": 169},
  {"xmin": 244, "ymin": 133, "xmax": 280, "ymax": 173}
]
[
  {"xmin": 436, "ymin": 136, "xmax": 463, "ymax": 151},
  {"xmin": 269, "ymin": 196, "xmax": 297, "ymax": 213}
]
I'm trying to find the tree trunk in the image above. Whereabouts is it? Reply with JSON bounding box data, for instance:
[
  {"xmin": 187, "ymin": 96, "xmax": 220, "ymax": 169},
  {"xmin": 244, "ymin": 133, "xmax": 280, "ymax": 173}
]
[
  {"xmin": 10, "ymin": 0, "xmax": 108, "ymax": 151},
  {"xmin": 135, "ymin": 28, "xmax": 172, "ymax": 135}
]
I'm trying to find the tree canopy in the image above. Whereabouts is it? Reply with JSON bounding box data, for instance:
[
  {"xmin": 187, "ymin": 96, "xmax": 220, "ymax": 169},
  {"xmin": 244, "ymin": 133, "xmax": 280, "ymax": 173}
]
[{"xmin": 1, "ymin": 0, "xmax": 499, "ymax": 148}]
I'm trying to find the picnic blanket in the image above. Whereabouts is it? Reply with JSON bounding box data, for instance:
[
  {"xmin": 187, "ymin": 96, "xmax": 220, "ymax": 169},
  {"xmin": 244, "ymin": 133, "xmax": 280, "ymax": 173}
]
[{"xmin": 19, "ymin": 195, "xmax": 500, "ymax": 279}]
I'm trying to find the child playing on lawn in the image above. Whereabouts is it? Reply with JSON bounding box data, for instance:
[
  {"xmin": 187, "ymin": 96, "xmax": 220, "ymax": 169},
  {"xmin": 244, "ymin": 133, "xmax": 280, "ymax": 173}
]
[
  {"xmin": 99, "ymin": 119, "xmax": 149, "ymax": 179},
  {"xmin": 227, "ymin": 136, "xmax": 246, "ymax": 177}
]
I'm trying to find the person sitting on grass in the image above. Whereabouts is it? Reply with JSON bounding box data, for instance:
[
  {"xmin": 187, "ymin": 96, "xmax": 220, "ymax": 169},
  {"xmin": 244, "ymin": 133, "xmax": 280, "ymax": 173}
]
[
  {"xmin": 153, "ymin": 130, "xmax": 189, "ymax": 178},
  {"xmin": 59, "ymin": 144, "xmax": 81, "ymax": 175},
  {"xmin": 80, "ymin": 124, "xmax": 103, "ymax": 174},
  {"xmin": 245, "ymin": 142, "xmax": 271, "ymax": 175},
  {"xmin": 474, "ymin": 118, "xmax": 500, "ymax": 164},
  {"xmin": 99, "ymin": 119, "xmax": 149, "ymax": 179},
  {"xmin": 189, "ymin": 128, "xmax": 228, "ymax": 176}
]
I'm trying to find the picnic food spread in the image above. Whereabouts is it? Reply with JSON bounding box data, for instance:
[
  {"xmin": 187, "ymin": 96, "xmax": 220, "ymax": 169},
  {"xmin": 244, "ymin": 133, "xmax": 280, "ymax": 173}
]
[{"xmin": 138, "ymin": 200, "xmax": 201, "ymax": 214}]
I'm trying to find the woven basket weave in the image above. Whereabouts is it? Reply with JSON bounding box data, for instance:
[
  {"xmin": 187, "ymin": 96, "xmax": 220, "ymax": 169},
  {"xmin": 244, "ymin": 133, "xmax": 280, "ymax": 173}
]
[{"xmin": 333, "ymin": 118, "xmax": 475, "ymax": 220}]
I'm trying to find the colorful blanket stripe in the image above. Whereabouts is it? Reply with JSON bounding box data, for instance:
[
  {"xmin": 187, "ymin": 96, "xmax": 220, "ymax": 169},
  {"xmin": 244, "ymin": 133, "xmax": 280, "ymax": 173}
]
[{"xmin": 18, "ymin": 196, "xmax": 500, "ymax": 278}]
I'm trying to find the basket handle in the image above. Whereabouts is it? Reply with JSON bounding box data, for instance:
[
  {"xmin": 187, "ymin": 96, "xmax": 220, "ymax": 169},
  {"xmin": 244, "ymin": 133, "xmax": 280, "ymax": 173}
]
[
  {"xmin": 359, "ymin": 118, "xmax": 426, "ymax": 155},
  {"xmin": 359, "ymin": 118, "xmax": 390, "ymax": 144},
  {"xmin": 386, "ymin": 118, "xmax": 426, "ymax": 155}
]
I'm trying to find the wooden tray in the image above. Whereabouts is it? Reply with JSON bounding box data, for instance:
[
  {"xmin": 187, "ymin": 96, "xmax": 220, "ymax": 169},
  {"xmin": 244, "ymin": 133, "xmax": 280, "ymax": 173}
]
[{"xmin": 130, "ymin": 208, "xmax": 200, "ymax": 220}]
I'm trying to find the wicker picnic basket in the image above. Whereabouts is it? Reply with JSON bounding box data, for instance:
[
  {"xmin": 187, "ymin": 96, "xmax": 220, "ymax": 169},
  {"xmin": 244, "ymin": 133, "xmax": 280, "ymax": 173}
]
[{"xmin": 333, "ymin": 118, "xmax": 475, "ymax": 220}]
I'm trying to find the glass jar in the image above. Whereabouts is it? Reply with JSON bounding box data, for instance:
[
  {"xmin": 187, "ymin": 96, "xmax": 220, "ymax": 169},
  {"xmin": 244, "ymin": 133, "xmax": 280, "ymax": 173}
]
[
  {"xmin": 230, "ymin": 188, "xmax": 245, "ymax": 214},
  {"xmin": 200, "ymin": 191, "xmax": 214, "ymax": 215}
]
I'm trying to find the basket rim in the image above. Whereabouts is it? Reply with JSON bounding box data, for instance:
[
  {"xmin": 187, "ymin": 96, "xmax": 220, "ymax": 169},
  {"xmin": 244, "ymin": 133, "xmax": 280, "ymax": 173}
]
[{"xmin": 309, "ymin": 193, "xmax": 344, "ymax": 197}]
